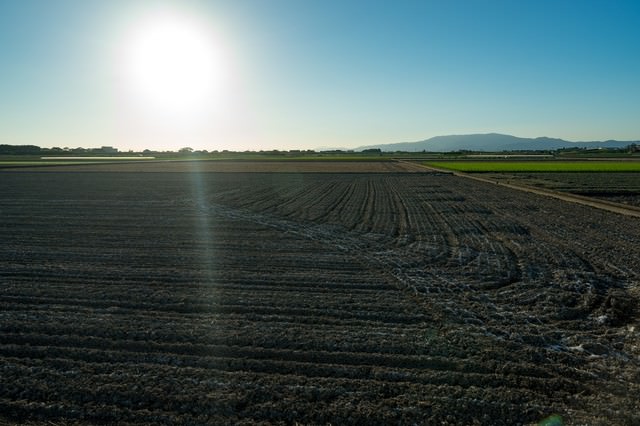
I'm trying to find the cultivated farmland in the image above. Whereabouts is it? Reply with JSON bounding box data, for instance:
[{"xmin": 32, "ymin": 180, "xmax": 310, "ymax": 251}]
[
  {"xmin": 424, "ymin": 160, "xmax": 640, "ymax": 208},
  {"xmin": 424, "ymin": 160, "xmax": 640, "ymax": 173},
  {"xmin": 1, "ymin": 161, "xmax": 639, "ymax": 425},
  {"xmin": 486, "ymin": 172, "xmax": 640, "ymax": 208}
]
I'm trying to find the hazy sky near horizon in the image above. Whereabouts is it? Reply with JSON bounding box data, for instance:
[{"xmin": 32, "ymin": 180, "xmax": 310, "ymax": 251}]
[{"xmin": 1, "ymin": 0, "xmax": 639, "ymax": 152}]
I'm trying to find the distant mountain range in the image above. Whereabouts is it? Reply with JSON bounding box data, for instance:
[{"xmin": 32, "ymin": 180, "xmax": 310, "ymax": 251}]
[{"xmin": 356, "ymin": 133, "xmax": 638, "ymax": 152}]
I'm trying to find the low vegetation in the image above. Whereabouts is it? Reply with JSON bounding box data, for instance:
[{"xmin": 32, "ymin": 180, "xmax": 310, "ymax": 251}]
[{"xmin": 425, "ymin": 160, "xmax": 640, "ymax": 173}]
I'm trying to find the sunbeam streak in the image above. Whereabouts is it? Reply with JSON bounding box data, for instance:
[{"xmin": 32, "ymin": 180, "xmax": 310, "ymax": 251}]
[{"xmin": 187, "ymin": 161, "xmax": 216, "ymax": 285}]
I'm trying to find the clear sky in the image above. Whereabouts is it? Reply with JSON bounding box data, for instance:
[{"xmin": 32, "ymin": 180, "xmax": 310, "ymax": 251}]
[{"xmin": 1, "ymin": 0, "xmax": 639, "ymax": 152}]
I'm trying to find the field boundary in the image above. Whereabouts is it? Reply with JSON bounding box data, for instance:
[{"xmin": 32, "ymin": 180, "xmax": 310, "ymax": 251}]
[{"xmin": 412, "ymin": 161, "xmax": 640, "ymax": 218}]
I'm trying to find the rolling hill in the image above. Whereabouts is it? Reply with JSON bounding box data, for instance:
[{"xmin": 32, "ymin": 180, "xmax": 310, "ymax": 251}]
[{"xmin": 356, "ymin": 133, "xmax": 636, "ymax": 152}]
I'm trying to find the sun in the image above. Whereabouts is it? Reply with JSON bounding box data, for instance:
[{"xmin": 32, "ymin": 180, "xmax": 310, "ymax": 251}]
[{"xmin": 119, "ymin": 9, "xmax": 227, "ymax": 120}]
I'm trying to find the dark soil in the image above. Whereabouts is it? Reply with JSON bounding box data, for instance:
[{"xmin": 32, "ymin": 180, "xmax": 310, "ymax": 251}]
[
  {"xmin": 485, "ymin": 172, "xmax": 640, "ymax": 207},
  {"xmin": 1, "ymin": 164, "xmax": 639, "ymax": 425}
]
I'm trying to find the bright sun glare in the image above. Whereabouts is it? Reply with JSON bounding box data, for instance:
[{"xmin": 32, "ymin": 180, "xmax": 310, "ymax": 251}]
[{"xmin": 120, "ymin": 10, "xmax": 227, "ymax": 121}]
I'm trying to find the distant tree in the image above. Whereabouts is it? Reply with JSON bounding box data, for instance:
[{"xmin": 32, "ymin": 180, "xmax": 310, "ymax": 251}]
[
  {"xmin": 362, "ymin": 148, "xmax": 382, "ymax": 154},
  {"xmin": 0, "ymin": 144, "xmax": 42, "ymax": 155},
  {"xmin": 179, "ymin": 147, "xmax": 194, "ymax": 154}
]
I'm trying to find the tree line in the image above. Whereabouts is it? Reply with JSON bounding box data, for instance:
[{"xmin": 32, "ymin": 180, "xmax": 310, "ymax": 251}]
[{"xmin": 0, "ymin": 145, "xmax": 119, "ymax": 155}]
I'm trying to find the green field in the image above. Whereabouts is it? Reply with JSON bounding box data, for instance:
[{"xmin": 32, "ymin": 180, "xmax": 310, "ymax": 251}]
[{"xmin": 425, "ymin": 161, "xmax": 640, "ymax": 173}]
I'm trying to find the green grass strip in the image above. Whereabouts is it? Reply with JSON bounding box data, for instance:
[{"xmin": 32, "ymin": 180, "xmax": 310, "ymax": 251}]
[{"xmin": 425, "ymin": 161, "xmax": 640, "ymax": 172}]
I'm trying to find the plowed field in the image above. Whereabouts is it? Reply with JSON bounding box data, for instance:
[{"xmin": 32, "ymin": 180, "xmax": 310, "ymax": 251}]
[
  {"xmin": 1, "ymin": 161, "xmax": 639, "ymax": 425},
  {"xmin": 485, "ymin": 172, "xmax": 640, "ymax": 207}
]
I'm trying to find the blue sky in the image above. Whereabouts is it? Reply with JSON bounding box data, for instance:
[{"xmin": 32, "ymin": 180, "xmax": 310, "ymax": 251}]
[{"xmin": 1, "ymin": 0, "xmax": 639, "ymax": 151}]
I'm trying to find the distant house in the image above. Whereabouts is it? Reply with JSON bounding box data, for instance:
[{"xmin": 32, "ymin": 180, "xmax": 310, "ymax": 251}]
[{"xmin": 101, "ymin": 146, "xmax": 118, "ymax": 154}]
